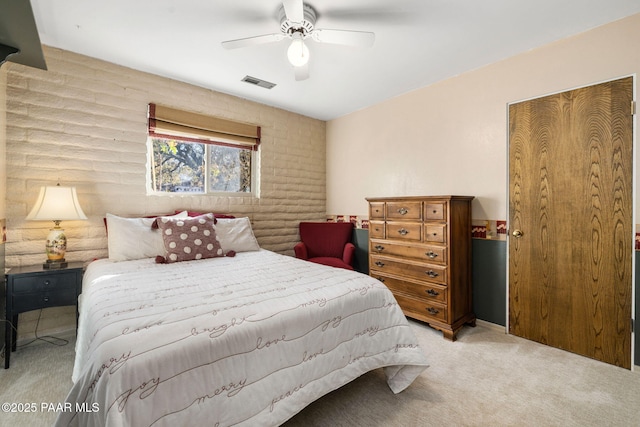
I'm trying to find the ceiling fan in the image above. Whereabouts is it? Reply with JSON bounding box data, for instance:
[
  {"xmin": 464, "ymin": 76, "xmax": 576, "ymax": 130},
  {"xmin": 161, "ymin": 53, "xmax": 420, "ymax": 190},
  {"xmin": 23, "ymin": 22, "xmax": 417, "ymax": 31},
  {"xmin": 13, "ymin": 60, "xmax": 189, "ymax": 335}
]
[{"xmin": 221, "ymin": 0, "xmax": 375, "ymax": 81}]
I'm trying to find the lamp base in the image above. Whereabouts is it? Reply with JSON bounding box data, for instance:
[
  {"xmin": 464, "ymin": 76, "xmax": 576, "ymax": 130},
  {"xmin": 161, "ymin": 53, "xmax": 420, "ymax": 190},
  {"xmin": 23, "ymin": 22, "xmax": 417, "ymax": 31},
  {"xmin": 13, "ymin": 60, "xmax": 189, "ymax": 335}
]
[
  {"xmin": 43, "ymin": 259, "xmax": 68, "ymax": 269},
  {"xmin": 44, "ymin": 226, "xmax": 68, "ymax": 269}
]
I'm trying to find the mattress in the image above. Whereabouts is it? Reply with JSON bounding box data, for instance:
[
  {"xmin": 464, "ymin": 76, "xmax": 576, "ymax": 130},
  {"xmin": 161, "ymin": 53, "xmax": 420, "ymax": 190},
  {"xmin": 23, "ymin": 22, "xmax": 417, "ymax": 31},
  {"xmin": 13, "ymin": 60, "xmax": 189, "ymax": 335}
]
[{"xmin": 55, "ymin": 249, "xmax": 429, "ymax": 426}]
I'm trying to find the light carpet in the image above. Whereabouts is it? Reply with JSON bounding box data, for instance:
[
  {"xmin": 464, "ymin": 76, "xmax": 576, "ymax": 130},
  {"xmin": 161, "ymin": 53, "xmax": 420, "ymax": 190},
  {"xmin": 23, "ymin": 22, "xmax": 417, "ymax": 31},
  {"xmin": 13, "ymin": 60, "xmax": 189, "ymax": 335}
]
[{"xmin": 1, "ymin": 320, "xmax": 638, "ymax": 426}]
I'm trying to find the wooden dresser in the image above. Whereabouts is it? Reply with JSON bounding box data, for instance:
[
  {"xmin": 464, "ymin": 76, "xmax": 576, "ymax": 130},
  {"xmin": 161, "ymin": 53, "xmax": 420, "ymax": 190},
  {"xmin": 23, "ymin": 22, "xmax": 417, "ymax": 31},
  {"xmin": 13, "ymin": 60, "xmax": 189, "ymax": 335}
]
[{"xmin": 366, "ymin": 195, "xmax": 475, "ymax": 340}]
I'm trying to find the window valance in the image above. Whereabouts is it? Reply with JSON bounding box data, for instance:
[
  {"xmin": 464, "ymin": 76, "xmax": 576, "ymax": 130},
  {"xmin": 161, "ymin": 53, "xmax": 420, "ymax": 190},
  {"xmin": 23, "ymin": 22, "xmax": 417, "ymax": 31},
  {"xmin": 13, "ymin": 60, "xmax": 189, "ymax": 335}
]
[{"xmin": 148, "ymin": 103, "xmax": 261, "ymax": 150}]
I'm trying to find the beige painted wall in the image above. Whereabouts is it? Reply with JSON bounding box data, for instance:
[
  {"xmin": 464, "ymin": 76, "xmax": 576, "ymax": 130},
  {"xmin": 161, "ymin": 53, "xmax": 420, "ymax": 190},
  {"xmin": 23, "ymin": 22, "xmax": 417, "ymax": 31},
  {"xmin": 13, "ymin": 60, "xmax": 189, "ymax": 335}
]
[
  {"xmin": 327, "ymin": 13, "xmax": 640, "ymax": 220},
  {"xmin": 3, "ymin": 46, "xmax": 326, "ymax": 340}
]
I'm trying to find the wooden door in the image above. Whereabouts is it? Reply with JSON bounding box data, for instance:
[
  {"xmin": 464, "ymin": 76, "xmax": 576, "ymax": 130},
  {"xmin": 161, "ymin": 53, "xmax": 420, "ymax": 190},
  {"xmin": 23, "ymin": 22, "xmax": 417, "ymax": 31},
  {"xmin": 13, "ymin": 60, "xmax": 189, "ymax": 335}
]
[{"xmin": 508, "ymin": 77, "xmax": 633, "ymax": 369}]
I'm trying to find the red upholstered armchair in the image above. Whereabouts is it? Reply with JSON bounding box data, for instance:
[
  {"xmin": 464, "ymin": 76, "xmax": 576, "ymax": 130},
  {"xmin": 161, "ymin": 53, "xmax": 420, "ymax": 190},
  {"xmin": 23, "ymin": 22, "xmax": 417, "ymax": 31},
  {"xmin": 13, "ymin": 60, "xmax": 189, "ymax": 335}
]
[{"xmin": 294, "ymin": 222, "xmax": 356, "ymax": 270}]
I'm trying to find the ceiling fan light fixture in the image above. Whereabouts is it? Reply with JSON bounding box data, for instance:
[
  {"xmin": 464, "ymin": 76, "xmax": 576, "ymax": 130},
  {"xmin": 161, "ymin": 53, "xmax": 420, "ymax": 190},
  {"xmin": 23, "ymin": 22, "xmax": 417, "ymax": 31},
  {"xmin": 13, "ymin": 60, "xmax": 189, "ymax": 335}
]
[
  {"xmin": 221, "ymin": 1, "xmax": 375, "ymax": 80},
  {"xmin": 287, "ymin": 33, "xmax": 309, "ymax": 67}
]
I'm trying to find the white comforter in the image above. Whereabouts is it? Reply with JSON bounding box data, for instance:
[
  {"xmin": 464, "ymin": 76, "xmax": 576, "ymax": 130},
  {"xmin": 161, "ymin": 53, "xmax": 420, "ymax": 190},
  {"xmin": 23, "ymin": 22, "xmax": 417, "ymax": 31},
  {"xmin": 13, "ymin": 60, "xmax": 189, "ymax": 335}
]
[{"xmin": 56, "ymin": 250, "xmax": 429, "ymax": 427}]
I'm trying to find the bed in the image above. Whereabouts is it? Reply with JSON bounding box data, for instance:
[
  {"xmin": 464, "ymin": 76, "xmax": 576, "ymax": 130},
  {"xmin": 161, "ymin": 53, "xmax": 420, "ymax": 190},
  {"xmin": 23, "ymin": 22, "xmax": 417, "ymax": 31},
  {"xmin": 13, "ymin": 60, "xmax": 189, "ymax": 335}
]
[{"xmin": 55, "ymin": 214, "xmax": 429, "ymax": 426}]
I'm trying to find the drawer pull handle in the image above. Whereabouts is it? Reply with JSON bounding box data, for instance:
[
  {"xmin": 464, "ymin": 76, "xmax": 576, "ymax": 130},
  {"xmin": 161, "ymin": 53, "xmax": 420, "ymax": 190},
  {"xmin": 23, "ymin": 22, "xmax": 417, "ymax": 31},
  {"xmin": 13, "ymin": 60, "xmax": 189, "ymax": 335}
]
[
  {"xmin": 43, "ymin": 296, "xmax": 50, "ymax": 303},
  {"xmin": 425, "ymin": 251, "xmax": 438, "ymax": 259},
  {"xmin": 425, "ymin": 270, "xmax": 439, "ymax": 278},
  {"xmin": 374, "ymin": 245, "xmax": 385, "ymax": 251},
  {"xmin": 398, "ymin": 207, "xmax": 408, "ymax": 215},
  {"xmin": 375, "ymin": 261, "xmax": 386, "ymax": 267},
  {"xmin": 426, "ymin": 289, "xmax": 440, "ymax": 296},
  {"xmin": 426, "ymin": 307, "xmax": 439, "ymax": 315},
  {"xmin": 398, "ymin": 228, "xmax": 409, "ymax": 236},
  {"xmin": 376, "ymin": 277, "xmax": 386, "ymax": 283},
  {"xmin": 44, "ymin": 280, "xmax": 51, "ymax": 286}
]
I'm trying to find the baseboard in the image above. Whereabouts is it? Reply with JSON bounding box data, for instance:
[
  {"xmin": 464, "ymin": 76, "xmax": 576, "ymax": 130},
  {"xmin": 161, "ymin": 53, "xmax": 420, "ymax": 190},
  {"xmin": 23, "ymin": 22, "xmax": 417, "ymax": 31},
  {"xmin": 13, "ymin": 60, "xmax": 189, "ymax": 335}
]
[{"xmin": 475, "ymin": 318, "xmax": 507, "ymax": 333}]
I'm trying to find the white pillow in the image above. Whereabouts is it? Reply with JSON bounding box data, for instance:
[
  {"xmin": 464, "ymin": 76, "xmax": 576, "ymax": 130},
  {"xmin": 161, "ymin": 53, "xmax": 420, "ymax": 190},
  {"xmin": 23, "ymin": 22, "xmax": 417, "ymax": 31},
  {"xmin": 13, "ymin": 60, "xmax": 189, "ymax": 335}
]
[
  {"xmin": 106, "ymin": 211, "xmax": 188, "ymax": 261},
  {"xmin": 214, "ymin": 217, "xmax": 260, "ymax": 252}
]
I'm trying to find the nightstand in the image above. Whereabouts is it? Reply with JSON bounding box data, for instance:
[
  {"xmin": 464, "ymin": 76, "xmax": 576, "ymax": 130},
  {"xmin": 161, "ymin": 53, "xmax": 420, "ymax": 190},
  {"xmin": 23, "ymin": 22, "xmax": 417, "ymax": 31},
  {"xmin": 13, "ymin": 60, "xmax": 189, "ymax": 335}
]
[{"xmin": 3, "ymin": 262, "xmax": 83, "ymax": 369}]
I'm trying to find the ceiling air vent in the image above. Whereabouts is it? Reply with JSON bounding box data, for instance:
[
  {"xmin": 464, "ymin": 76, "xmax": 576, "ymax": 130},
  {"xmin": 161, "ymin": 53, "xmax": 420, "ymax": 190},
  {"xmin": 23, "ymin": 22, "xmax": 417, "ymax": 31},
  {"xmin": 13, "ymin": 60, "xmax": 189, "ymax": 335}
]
[{"xmin": 241, "ymin": 75, "xmax": 276, "ymax": 89}]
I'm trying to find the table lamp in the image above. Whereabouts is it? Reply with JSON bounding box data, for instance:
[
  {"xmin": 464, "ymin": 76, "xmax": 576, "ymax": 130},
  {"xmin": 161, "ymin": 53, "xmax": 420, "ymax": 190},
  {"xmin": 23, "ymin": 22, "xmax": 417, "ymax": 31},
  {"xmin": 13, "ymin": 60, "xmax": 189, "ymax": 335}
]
[{"xmin": 26, "ymin": 184, "xmax": 87, "ymax": 269}]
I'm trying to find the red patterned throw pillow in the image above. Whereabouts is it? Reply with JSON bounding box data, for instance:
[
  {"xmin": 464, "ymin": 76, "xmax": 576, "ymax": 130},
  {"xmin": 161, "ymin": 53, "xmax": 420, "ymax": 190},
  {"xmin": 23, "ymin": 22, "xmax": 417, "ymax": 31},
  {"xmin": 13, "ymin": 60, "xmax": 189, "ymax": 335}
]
[{"xmin": 153, "ymin": 213, "xmax": 229, "ymax": 263}]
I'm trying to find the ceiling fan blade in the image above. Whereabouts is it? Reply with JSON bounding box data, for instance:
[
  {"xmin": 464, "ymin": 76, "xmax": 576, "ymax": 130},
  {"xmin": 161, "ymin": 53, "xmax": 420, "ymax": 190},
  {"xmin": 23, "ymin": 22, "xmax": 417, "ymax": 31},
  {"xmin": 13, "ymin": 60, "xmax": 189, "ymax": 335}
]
[
  {"xmin": 221, "ymin": 33, "xmax": 284, "ymax": 50},
  {"xmin": 294, "ymin": 63, "xmax": 309, "ymax": 81},
  {"xmin": 282, "ymin": 0, "xmax": 304, "ymax": 23},
  {"xmin": 311, "ymin": 29, "xmax": 375, "ymax": 48}
]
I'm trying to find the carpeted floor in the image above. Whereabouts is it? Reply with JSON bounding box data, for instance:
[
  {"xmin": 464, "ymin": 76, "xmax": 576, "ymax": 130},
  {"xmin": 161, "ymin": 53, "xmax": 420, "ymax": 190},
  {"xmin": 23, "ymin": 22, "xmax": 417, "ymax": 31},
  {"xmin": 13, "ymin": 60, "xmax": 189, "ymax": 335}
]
[{"xmin": 1, "ymin": 320, "xmax": 639, "ymax": 426}]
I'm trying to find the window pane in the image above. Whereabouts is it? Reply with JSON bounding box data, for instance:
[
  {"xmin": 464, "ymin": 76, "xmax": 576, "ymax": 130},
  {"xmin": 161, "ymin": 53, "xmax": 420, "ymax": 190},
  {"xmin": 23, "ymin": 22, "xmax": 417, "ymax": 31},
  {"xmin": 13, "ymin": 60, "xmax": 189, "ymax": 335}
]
[
  {"xmin": 209, "ymin": 145, "xmax": 252, "ymax": 193},
  {"xmin": 151, "ymin": 138, "xmax": 205, "ymax": 193}
]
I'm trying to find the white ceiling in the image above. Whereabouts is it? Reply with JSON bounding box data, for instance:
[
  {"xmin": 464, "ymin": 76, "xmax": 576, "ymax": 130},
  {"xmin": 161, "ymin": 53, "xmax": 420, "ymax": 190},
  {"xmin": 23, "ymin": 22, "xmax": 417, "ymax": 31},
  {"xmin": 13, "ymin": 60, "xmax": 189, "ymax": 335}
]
[{"xmin": 29, "ymin": 0, "xmax": 640, "ymax": 121}]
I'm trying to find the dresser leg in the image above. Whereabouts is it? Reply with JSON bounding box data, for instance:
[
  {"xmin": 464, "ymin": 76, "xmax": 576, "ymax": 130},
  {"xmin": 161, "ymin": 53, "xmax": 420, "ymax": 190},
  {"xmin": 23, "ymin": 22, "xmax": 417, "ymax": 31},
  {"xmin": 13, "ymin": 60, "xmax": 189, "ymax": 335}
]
[{"xmin": 441, "ymin": 329, "xmax": 456, "ymax": 341}]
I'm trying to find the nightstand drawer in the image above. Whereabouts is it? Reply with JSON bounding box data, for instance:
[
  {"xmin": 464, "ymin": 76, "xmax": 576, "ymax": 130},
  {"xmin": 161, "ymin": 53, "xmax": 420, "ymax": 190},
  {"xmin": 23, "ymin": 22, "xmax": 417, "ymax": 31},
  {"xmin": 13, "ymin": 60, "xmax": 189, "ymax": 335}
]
[
  {"xmin": 11, "ymin": 289, "xmax": 77, "ymax": 313},
  {"xmin": 11, "ymin": 272, "xmax": 77, "ymax": 294}
]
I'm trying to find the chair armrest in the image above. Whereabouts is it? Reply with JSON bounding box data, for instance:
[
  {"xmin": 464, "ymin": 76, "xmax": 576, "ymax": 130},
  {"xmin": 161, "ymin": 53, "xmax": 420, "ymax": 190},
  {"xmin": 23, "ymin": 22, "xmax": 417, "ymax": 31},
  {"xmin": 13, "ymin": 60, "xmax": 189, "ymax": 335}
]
[
  {"xmin": 294, "ymin": 242, "xmax": 308, "ymax": 260},
  {"xmin": 342, "ymin": 242, "xmax": 356, "ymax": 267}
]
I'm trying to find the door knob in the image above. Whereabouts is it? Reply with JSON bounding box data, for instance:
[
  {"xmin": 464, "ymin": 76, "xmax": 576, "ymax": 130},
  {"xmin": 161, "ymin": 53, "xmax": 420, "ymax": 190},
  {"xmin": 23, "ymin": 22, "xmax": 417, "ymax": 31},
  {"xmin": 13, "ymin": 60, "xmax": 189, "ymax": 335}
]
[{"xmin": 512, "ymin": 229, "xmax": 523, "ymax": 238}]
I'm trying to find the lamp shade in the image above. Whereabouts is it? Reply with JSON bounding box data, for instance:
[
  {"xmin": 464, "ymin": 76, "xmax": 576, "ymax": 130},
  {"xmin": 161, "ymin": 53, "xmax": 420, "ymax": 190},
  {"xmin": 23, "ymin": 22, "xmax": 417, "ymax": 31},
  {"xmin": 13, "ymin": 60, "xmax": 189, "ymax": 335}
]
[{"xmin": 26, "ymin": 186, "xmax": 88, "ymax": 221}]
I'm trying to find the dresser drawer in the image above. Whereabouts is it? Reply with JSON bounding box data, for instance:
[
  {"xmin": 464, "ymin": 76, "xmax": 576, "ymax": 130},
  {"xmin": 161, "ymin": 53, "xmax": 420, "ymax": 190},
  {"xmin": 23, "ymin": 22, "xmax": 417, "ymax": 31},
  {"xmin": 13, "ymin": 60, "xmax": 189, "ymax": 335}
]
[
  {"xmin": 370, "ymin": 239, "xmax": 447, "ymax": 264},
  {"xmin": 372, "ymin": 273, "xmax": 447, "ymax": 303},
  {"xmin": 370, "ymin": 255, "xmax": 447, "ymax": 284},
  {"xmin": 386, "ymin": 201, "xmax": 422, "ymax": 220},
  {"xmin": 425, "ymin": 202, "xmax": 446, "ymax": 221},
  {"xmin": 369, "ymin": 202, "xmax": 385, "ymax": 219},
  {"xmin": 11, "ymin": 272, "xmax": 77, "ymax": 295},
  {"xmin": 425, "ymin": 224, "xmax": 447, "ymax": 243},
  {"xmin": 386, "ymin": 221, "xmax": 422, "ymax": 242},
  {"xmin": 11, "ymin": 289, "xmax": 77, "ymax": 313},
  {"xmin": 394, "ymin": 294, "xmax": 448, "ymax": 323},
  {"xmin": 369, "ymin": 221, "xmax": 385, "ymax": 239}
]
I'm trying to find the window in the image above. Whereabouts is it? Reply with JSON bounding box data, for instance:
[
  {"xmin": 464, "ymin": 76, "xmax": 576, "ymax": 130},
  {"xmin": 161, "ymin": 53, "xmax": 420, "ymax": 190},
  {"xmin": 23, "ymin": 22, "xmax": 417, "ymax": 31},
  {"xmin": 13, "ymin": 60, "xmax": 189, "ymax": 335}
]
[
  {"xmin": 147, "ymin": 104, "xmax": 260, "ymax": 195},
  {"xmin": 149, "ymin": 138, "xmax": 253, "ymax": 193}
]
